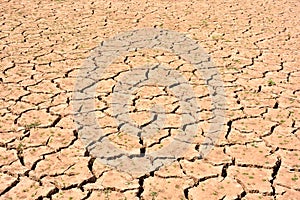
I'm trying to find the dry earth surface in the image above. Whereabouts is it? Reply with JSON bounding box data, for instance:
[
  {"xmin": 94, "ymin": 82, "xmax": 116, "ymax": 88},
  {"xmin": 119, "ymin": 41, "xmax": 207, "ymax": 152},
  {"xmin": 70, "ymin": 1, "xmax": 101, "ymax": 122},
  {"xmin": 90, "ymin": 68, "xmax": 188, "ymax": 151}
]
[{"xmin": 1, "ymin": 0, "xmax": 300, "ymax": 199}]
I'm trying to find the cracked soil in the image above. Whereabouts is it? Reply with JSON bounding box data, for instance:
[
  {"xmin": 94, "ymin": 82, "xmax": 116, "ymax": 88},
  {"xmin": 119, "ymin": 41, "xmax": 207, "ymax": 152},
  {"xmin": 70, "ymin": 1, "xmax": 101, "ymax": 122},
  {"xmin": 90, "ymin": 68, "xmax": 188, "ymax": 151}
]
[{"xmin": 0, "ymin": 0, "xmax": 300, "ymax": 199}]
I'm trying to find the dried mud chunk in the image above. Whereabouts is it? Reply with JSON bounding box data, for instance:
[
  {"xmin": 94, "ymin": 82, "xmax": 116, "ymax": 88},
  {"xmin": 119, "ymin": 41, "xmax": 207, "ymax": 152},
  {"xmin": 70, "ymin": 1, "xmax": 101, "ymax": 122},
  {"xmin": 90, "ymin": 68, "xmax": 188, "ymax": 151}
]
[
  {"xmin": 88, "ymin": 189, "xmax": 139, "ymax": 200},
  {"xmin": 275, "ymin": 167, "xmax": 300, "ymax": 190},
  {"xmin": 275, "ymin": 185, "xmax": 300, "ymax": 200},
  {"xmin": 189, "ymin": 177, "xmax": 244, "ymax": 200},
  {"xmin": 226, "ymin": 142, "xmax": 277, "ymax": 167},
  {"xmin": 142, "ymin": 176, "xmax": 193, "ymax": 200},
  {"xmin": 275, "ymin": 149, "xmax": 300, "ymax": 169},
  {"xmin": 0, "ymin": 148, "xmax": 18, "ymax": 166},
  {"xmin": 52, "ymin": 188, "xmax": 88, "ymax": 200},
  {"xmin": 180, "ymin": 159, "xmax": 222, "ymax": 179},
  {"xmin": 17, "ymin": 109, "xmax": 58, "ymax": 128},
  {"xmin": 84, "ymin": 170, "xmax": 139, "ymax": 191},
  {"xmin": 0, "ymin": 173, "xmax": 18, "ymax": 195},
  {"xmin": 263, "ymin": 126, "xmax": 300, "ymax": 150},
  {"xmin": 2, "ymin": 177, "xmax": 55, "ymax": 200},
  {"xmin": 155, "ymin": 161, "xmax": 186, "ymax": 178},
  {"xmin": 227, "ymin": 167, "xmax": 273, "ymax": 193},
  {"xmin": 242, "ymin": 193, "xmax": 274, "ymax": 200}
]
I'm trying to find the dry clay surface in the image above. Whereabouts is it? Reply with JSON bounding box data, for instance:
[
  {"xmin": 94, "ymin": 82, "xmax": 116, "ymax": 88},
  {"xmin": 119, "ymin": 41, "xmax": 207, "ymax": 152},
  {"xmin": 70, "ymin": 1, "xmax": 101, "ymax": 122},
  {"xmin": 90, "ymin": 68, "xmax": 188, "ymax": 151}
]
[{"xmin": 1, "ymin": 0, "xmax": 300, "ymax": 199}]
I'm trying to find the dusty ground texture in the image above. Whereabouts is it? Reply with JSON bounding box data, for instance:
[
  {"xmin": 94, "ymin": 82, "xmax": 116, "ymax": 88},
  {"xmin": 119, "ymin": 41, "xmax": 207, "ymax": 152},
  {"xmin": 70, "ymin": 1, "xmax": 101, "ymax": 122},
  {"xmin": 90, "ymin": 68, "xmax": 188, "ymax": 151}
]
[{"xmin": 1, "ymin": 0, "xmax": 300, "ymax": 199}]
